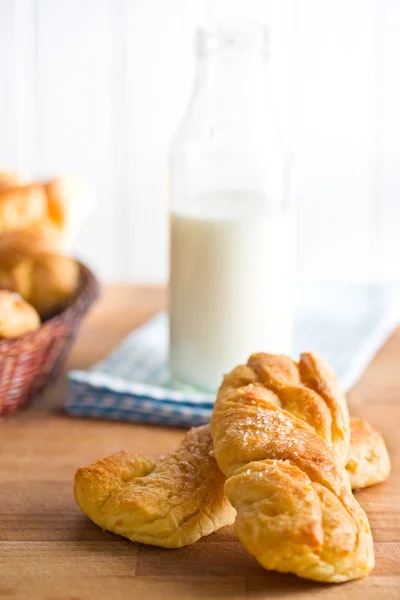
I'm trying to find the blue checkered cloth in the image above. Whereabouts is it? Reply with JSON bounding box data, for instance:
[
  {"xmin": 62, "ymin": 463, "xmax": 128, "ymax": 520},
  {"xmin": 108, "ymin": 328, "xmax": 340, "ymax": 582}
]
[{"xmin": 65, "ymin": 284, "xmax": 399, "ymax": 427}]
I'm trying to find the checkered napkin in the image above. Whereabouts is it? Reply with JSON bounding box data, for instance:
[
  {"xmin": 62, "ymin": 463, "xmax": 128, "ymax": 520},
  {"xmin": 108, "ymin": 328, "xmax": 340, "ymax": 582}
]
[{"xmin": 65, "ymin": 284, "xmax": 399, "ymax": 427}]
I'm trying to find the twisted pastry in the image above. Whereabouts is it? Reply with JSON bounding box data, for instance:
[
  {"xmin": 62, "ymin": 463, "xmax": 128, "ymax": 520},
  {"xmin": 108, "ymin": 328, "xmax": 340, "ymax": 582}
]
[
  {"xmin": 75, "ymin": 425, "xmax": 235, "ymax": 548},
  {"xmin": 347, "ymin": 417, "xmax": 391, "ymax": 489},
  {"xmin": 211, "ymin": 352, "xmax": 375, "ymax": 582},
  {"xmin": 74, "ymin": 419, "xmax": 389, "ymax": 552}
]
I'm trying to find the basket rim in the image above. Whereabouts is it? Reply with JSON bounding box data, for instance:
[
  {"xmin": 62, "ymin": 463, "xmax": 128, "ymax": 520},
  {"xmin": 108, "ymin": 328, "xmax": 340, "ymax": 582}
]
[{"xmin": 0, "ymin": 260, "xmax": 99, "ymax": 351}]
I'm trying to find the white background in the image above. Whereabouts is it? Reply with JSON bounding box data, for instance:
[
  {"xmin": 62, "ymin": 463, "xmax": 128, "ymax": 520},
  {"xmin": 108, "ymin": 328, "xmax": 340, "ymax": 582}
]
[{"xmin": 0, "ymin": 0, "xmax": 399, "ymax": 284}]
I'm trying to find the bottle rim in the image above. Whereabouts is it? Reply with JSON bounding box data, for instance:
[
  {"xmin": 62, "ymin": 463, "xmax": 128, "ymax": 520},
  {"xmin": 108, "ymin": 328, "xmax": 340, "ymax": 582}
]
[{"xmin": 194, "ymin": 22, "xmax": 269, "ymax": 57}]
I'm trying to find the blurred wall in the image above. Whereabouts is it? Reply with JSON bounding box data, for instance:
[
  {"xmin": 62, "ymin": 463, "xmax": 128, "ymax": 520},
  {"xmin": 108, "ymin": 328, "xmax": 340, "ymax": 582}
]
[{"xmin": 0, "ymin": 0, "xmax": 399, "ymax": 283}]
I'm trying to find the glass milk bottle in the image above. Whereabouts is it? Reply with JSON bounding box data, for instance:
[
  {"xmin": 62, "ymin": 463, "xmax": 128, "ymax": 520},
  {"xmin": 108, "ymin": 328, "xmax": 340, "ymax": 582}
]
[{"xmin": 169, "ymin": 23, "xmax": 294, "ymax": 392}]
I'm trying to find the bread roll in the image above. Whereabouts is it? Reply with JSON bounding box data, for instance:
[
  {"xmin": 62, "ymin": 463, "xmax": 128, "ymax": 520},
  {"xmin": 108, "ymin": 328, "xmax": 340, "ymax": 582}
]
[
  {"xmin": 12, "ymin": 252, "xmax": 80, "ymax": 319},
  {"xmin": 0, "ymin": 172, "xmax": 93, "ymax": 249},
  {"xmin": 0, "ymin": 290, "xmax": 40, "ymax": 338},
  {"xmin": 45, "ymin": 176, "xmax": 95, "ymax": 245},
  {"xmin": 0, "ymin": 170, "xmax": 28, "ymax": 190},
  {"xmin": 0, "ymin": 228, "xmax": 59, "ymax": 270},
  {"xmin": 0, "ymin": 184, "xmax": 47, "ymax": 233}
]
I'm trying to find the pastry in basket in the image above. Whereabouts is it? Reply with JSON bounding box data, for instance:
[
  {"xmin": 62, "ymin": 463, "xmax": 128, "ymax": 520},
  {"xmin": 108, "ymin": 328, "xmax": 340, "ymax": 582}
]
[
  {"xmin": 74, "ymin": 425, "xmax": 235, "ymax": 548},
  {"xmin": 45, "ymin": 176, "xmax": 95, "ymax": 247},
  {"xmin": 8, "ymin": 251, "xmax": 80, "ymax": 319},
  {"xmin": 211, "ymin": 352, "xmax": 375, "ymax": 582},
  {"xmin": 0, "ymin": 228, "xmax": 79, "ymax": 318},
  {"xmin": 0, "ymin": 170, "xmax": 94, "ymax": 247},
  {"xmin": 0, "ymin": 183, "xmax": 48, "ymax": 233},
  {"xmin": 0, "ymin": 228, "xmax": 59, "ymax": 269},
  {"xmin": 0, "ymin": 170, "xmax": 27, "ymax": 190},
  {"xmin": 0, "ymin": 259, "xmax": 98, "ymax": 416},
  {"xmin": 0, "ymin": 289, "xmax": 40, "ymax": 338}
]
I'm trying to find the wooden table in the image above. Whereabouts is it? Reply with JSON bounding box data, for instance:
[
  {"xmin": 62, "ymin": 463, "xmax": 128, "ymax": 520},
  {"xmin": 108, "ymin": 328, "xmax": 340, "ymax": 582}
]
[{"xmin": 0, "ymin": 286, "xmax": 399, "ymax": 599}]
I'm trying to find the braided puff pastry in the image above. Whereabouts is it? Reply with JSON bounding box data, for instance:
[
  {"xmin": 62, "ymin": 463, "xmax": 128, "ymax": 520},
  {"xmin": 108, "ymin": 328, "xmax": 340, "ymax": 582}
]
[
  {"xmin": 211, "ymin": 352, "xmax": 375, "ymax": 582},
  {"xmin": 74, "ymin": 425, "xmax": 235, "ymax": 548},
  {"xmin": 74, "ymin": 418, "xmax": 388, "ymax": 554},
  {"xmin": 347, "ymin": 417, "xmax": 391, "ymax": 489},
  {"xmin": 74, "ymin": 418, "xmax": 389, "ymax": 550}
]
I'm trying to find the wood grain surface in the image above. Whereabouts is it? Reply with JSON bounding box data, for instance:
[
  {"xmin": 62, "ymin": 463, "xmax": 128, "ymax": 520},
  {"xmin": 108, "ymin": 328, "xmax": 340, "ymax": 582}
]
[{"xmin": 0, "ymin": 285, "xmax": 399, "ymax": 599}]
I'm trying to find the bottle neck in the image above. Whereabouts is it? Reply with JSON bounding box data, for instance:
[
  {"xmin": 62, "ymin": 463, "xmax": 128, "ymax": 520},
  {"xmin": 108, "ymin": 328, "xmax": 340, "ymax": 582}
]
[
  {"xmin": 190, "ymin": 52, "xmax": 270, "ymax": 117},
  {"xmin": 195, "ymin": 52, "xmax": 269, "ymax": 91}
]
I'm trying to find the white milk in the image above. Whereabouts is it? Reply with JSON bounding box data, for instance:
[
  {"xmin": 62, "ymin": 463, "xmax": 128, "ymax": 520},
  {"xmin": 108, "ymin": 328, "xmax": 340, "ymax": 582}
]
[{"xmin": 170, "ymin": 190, "xmax": 294, "ymax": 391}]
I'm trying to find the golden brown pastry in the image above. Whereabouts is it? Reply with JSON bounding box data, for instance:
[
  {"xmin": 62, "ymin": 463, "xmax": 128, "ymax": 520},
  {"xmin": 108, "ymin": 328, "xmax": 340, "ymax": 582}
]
[
  {"xmin": 347, "ymin": 417, "xmax": 391, "ymax": 489},
  {"xmin": 0, "ymin": 172, "xmax": 93, "ymax": 248},
  {"xmin": 0, "ymin": 290, "xmax": 40, "ymax": 338},
  {"xmin": 10, "ymin": 252, "xmax": 80, "ymax": 318},
  {"xmin": 0, "ymin": 228, "xmax": 59, "ymax": 269},
  {"xmin": 0, "ymin": 170, "xmax": 27, "ymax": 190},
  {"xmin": 0, "ymin": 224, "xmax": 79, "ymax": 318},
  {"xmin": 211, "ymin": 352, "xmax": 374, "ymax": 582},
  {"xmin": 45, "ymin": 176, "xmax": 95, "ymax": 245},
  {"xmin": 0, "ymin": 183, "xmax": 47, "ymax": 233},
  {"xmin": 74, "ymin": 425, "xmax": 236, "ymax": 548},
  {"xmin": 73, "ymin": 418, "xmax": 389, "ymax": 551},
  {"xmin": 73, "ymin": 417, "xmax": 389, "ymax": 555},
  {"xmin": 73, "ymin": 353, "xmax": 389, "ymax": 570}
]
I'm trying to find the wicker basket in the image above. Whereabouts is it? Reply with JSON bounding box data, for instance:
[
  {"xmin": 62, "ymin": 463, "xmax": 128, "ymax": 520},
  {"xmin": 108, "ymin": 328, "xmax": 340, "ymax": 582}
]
[{"xmin": 0, "ymin": 262, "xmax": 99, "ymax": 415}]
